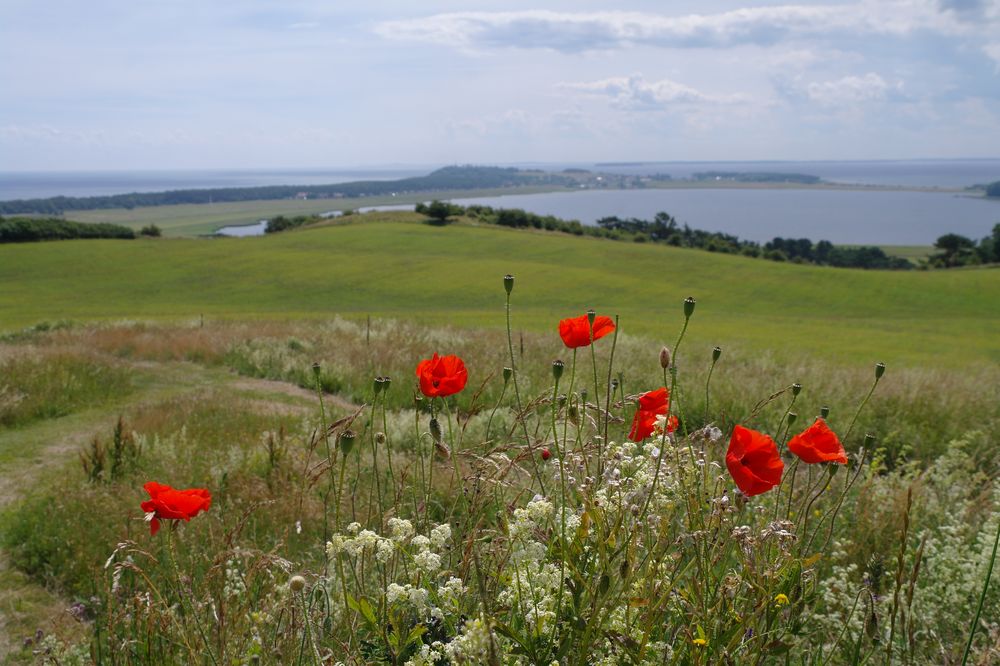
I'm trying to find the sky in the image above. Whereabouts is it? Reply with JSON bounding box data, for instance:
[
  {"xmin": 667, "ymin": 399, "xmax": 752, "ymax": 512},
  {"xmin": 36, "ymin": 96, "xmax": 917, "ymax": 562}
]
[{"xmin": 2, "ymin": 0, "xmax": 999, "ymax": 170}]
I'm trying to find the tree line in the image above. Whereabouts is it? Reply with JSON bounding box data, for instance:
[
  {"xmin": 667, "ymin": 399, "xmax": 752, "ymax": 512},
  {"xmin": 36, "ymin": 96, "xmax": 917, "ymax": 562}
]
[
  {"xmin": 0, "ymin": 217, "xmax": 143, "ymax": 243},
  {"xmin": 0, "ymin": 167, "xmax": 575, "ymax": 215},
  {"xmin": 417, "ymin": 202, "xmax": 1000, "ymax": 270}
]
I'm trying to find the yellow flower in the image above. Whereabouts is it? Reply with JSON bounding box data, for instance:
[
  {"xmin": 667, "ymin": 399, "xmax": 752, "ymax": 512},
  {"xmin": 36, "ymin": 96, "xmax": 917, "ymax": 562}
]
[
  {"xmin": 692, "ymin": 638, "xmax": 708, "ymax": 647},
  {"xmin": 774, "ymin": 593, "xmax": 790, "ymax": 608}
]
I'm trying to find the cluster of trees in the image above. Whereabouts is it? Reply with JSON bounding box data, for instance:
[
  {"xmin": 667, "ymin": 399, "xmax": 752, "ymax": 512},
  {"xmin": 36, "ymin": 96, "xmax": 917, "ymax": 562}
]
[
  {"xmin": 0, "ymin": 217, "xmax": 136, "ymax": 243},
  {"xmin": 417, "ymin": 203, "xmax": 921, "ymax": 270},
  {"xmin": 929, "ymin": 225, "xmax": 1000, "ymax": 267},
  {"xmin": 0, "ymin": 166, "xmax": 577, "ymax": 215},
  {"xmin": 264, "ymin": 215, "xmax": 323, "ymax": 234}
]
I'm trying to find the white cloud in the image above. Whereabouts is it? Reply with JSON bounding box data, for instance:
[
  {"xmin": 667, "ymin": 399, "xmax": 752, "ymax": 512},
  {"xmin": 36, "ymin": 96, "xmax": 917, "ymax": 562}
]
[
  {"xmin": 984, "ymin": 42, "xmax": 1000, "ymax": 71},
  {"xmin": 561, "ymin": 75, "xmax": 746, "ymax": 109},
  {"xmin": 804, "ymin": 73, "xmax": 903, "ymax": 105},
  {"xmin": 374, "ymin": 4, "xmax": 974, "ymax": 53}
]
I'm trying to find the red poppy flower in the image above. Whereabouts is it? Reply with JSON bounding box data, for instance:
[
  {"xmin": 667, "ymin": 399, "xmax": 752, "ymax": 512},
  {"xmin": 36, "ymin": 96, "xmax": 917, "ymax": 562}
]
[
  {"xmin": 558, "ymin": 314, "xmax": 615, "ymax": 349},
  {"xmin": 628, "ymin": 387, "xmax": 678, "ymax": 441},
  {"xmin": 725, "ymin": 426, "xmax": 784, "ymax": 497},
  {"xmin": 140, "ymin": 481, "xmax": 212, "ymax": 536},
  {"xmin": 787, "ymin": 418, "xmax": 847, "ymax": 465},
  {"xmin": 415, "ymin": 353, "xmax": 468, "ymax": 398}
]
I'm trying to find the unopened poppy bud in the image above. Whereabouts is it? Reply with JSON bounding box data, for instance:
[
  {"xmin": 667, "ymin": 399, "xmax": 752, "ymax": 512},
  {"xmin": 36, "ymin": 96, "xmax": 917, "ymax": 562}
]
[
  {"xmin": 787, "ymin": 412, "xmax": 798, "ymax": 426},
  {"xmin": 874, "ymin": 362, "xmax": 886, "ymax": 380},
  {"xmin": 541, "ymin": 448, "xmax": 551, "ymax": 461},
  {"xmin": 791, "ymin": 383, "xmax": 802, "ymax": 396},
  {"xmin": 289, "ymin": 575, "xmax": 306, "ymax": 592},
  {"xmin": 659, "ymin": 346, "xmax": 671, "ymax": 369},
  {"xmin": 429, "ymin": 418, "xmax": 442, "ymax": 444},
  {"xmin": 339, "ymin": 430, "xmax": 356, "ymax": 456},
  {"xmin": 683, "ymin": 296, "xmax": 696, "ymax": 318},
  {"xmin": 552, "ymin": 359, "xmax": 564, "ymax": 381},
  {"xmin": 712, "ymin": 346, "xmax": 722, "ymax": 362},
  {"xmin": 375, "ymin": 432, "xmax": 386, "ymax": 445},
  {"xmin": 503, "ymin": 274, "xmax": 514, "ymax": 294},
  {"xmin": 820, "ymin": 406, "xmax": 830, "ymax": 419},
  {"xmin": 502, "ymin": 367, "xmax": 512, "ymax": 383}
]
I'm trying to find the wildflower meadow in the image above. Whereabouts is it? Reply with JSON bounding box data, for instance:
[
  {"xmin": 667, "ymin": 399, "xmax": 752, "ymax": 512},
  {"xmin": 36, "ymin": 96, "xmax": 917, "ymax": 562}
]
[{"xmin": 1, "ymin": 274, "xmax": 997, "ymax": 665}]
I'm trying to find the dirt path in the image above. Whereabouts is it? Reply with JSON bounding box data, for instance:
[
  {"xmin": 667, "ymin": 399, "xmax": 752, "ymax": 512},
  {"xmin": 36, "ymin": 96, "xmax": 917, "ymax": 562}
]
[{"xmin": 0, "ymin": 361, "xmax": 352, "ymax": 660}]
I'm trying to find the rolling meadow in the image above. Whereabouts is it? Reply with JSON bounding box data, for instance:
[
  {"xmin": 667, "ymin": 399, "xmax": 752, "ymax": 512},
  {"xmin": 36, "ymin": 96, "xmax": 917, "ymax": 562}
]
[{"xmin": 0, "ymin": 211, "xmax": 998, "ymax": 664}]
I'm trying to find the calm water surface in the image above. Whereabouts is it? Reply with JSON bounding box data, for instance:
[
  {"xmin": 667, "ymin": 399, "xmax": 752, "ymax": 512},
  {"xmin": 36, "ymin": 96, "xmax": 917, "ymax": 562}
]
[{"xmin": 451, "ymin": 188, "xmax": 1000, "ymax": 245}]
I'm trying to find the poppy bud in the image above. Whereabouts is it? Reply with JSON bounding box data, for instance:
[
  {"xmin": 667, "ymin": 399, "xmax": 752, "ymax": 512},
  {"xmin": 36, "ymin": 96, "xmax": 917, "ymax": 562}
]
[
  {"xmin": 874, "ymin": 362, "xmax": 886, "ymax": 380},
  {"xmin": 339, "ymin": 430, "xmax": 356, "ymax": 456},
  {"xmin": 289, "ymin": 575, "xmax": 306, "ymax": 592},
  {"xmin": 373, "ymin": 376, "xmax": 384, "ymax": 395},
  {"xmin": 683, "ymin": 296, "xmax": 696, "ymax": 318},
  {"xmin": 659, "ymin": 346, "xmax": 671, "ymax": 369},
  {"xmin": 820, "ymin": 406, "xmax": 830, "ymax": 419},
  {"xmin": 787, "ymin": 412, "xmax": 798, "ymax": 426},
  {"xmin": 502, "ymin": 367, "xmax": 512, "ymax": 384},
  {"xmin": 429, "ymin": 418, "xmax": 442, "ymax": 444},
  {"xmin": 503, "ymin": 274, "xmax": 514, "ymax": 294},
  {"xmin": 541, "ymin": 448, "xmax": 551, "ymax": 461},
  {"xmin": 552, "ymin": 359, "xmax": 564, "ymax": 381},
  {"xmin": 382, "ymin": 376, "xmax": 392, "ymax": 392},
  {"xmin": 791, "ymin": 383, "xmax": 802, "ymax": 397}
]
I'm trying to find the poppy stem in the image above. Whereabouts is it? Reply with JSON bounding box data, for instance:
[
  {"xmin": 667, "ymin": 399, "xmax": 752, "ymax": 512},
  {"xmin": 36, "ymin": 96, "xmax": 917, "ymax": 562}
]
[
  {"xmin": 961, "ymin": 505, "xmax": 1000, "ymax": 665},
  {"xmin": 505, "ymin": 287, "xmax": 546, "ymax": 495},
  {"xmin": 704, "ymin": 351, "xmax": 720, "ymax": 425},
  {"xmin": 602, "ymin": 315, "xmax": 620, "ymax": 451}
]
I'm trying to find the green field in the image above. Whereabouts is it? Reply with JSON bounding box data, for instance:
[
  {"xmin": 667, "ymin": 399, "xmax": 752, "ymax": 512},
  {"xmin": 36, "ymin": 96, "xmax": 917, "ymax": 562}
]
[
  {"xmin": 2, "ymin": 212, "xmax": 997, "ymax": 367},
  {"xmin": 68, "ymin": 186, "xmax": 568, "ymax": 236}
]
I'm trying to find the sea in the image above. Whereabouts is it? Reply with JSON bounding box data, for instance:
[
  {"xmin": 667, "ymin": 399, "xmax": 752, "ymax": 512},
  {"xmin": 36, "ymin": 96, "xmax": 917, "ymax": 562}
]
[{"xmin": 2, "ymin": 160, "xmax": 999, "ymax": 245}]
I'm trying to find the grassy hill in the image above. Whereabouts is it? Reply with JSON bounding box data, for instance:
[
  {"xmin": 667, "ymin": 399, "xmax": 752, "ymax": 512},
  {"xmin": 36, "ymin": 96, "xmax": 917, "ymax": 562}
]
[{"xmin": 2, "ymin": 212, "xmax": 997, "ymax": 366}]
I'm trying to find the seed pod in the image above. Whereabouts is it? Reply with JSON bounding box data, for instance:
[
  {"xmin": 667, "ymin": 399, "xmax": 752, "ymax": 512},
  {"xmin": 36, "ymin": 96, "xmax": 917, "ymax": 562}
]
[
  {"xmin": 502, "ymin": 367, "xmax": 513, "ymax": 384},
  {"xmin": 311, "ymin": 362, "xmax": 321, "ymax": 377},
  {"xmin": 820, "ymin": 406, "xmax": 830, "ymax": 419},
  {"xmin": 552, "ymin": 359, "xmax": 565, "ymax": 382},
  {"xmin": 375, "ymin": 432, "xmax": 386, "ymax": 445},
  {"xmin": 586, "ymin": 309, "xmax": 596, "ymax": 326},
  {"xmin": 712, "ymin": 346, "xmax": 722, "ymax": 362},
  {"xmin": 339, "ymin": 430, "xmax": 356, "ymax": 456},
  {"xmin": 787, "ymin": 412, "xmax": 798, "ymax": 426},
  {"xmin": 875, "ymin": 362, "xmax": 886, "ymax": 380},
  {"xmin": 373, "ymin": 376, "xmax": 384, "ymax": 395},
  {"xmin": 382, "ymin": 376, "xmax": 392, "ymax": 392},
  {"xmin": 683, "ymin": 296, "xmax": 696, "ymax": 318},
  {"xmin": 503, "ymin": 274, "xmax": 514, "ymax": 294},
  {"xmin": 289, "ymin": 575, "xmax": 306, "ymax": 592},
  {"xmin": 791, "ymin": 383, "xmax": 802, "ymax": 397}
]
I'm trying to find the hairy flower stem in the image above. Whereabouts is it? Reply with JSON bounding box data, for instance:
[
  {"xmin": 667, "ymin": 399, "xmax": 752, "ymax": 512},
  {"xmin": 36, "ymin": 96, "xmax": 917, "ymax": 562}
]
[
  {"xmin": 313, "ymin": 370, "xmax": 336, "ymax": 555},
  {"xmin": 164, "ymin": 528, "xmax": 220, "ymax": 666},
  {"xmin": 381, "ymin": 396, "xmax": 396, "ymax": 505},
  {"xmin": 484, "ymin": 379, "xmax": 508, "ymax": 443},
  {"xmin": 563, "ymin": 349, "xmax": 578, "ymax": 461},
  {"xmin": 548, "ymin": 371, "xmax": 570, "ymax": 648},
  {"xmin": 367, "ymin": 394, "xmax": 384, "ymax": 525},
  {"xmin": 961, "ymin": 508, "xmax": 1000, "ymax": 665},
  {"xmin": 505, "ymin": 288, "xmax": 546, "ymax": 494},
  {"xmin": 588, "ymin": 322, "xmax": 602, "ymax": 469},
  {"xmin": 845, "ymin": 373, "xmax": 882, "ymax": 442},
  {"xmin": 602, "ymin": 316, "xmax": 620, "ymax": 455},
  {"xmin": 704, "ymin": 352, "xmax": 720, "ymax": 424}
]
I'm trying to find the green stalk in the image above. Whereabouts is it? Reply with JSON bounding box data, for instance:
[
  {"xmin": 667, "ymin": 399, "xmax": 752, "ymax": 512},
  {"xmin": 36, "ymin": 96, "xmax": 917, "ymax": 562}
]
[
  {"xmin": 961, "ymin": 511, "xmax": 1000, "ymax": 665},
  {"xmin": 505, "ymin": 283, "xmax": 546, "ymax": 494}
]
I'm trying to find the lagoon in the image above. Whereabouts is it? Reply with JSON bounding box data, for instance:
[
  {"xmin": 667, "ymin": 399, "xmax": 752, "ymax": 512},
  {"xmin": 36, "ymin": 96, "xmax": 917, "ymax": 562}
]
[{"xmin": 450, "ymin": 188, "xmax": 1000, "ymax": 245}]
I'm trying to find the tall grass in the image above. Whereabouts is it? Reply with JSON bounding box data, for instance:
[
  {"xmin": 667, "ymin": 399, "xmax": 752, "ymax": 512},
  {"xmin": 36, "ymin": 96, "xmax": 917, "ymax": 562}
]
[{"xmin": 1, "ymin": 289, "xmax": 997, "ymax": 664}]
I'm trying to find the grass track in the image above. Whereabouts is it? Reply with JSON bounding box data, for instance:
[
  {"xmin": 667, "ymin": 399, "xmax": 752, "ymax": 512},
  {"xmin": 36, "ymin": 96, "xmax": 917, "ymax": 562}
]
[{"xmin": 1, "ymin": 213, "xmax": 997, "ymax": 366}]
